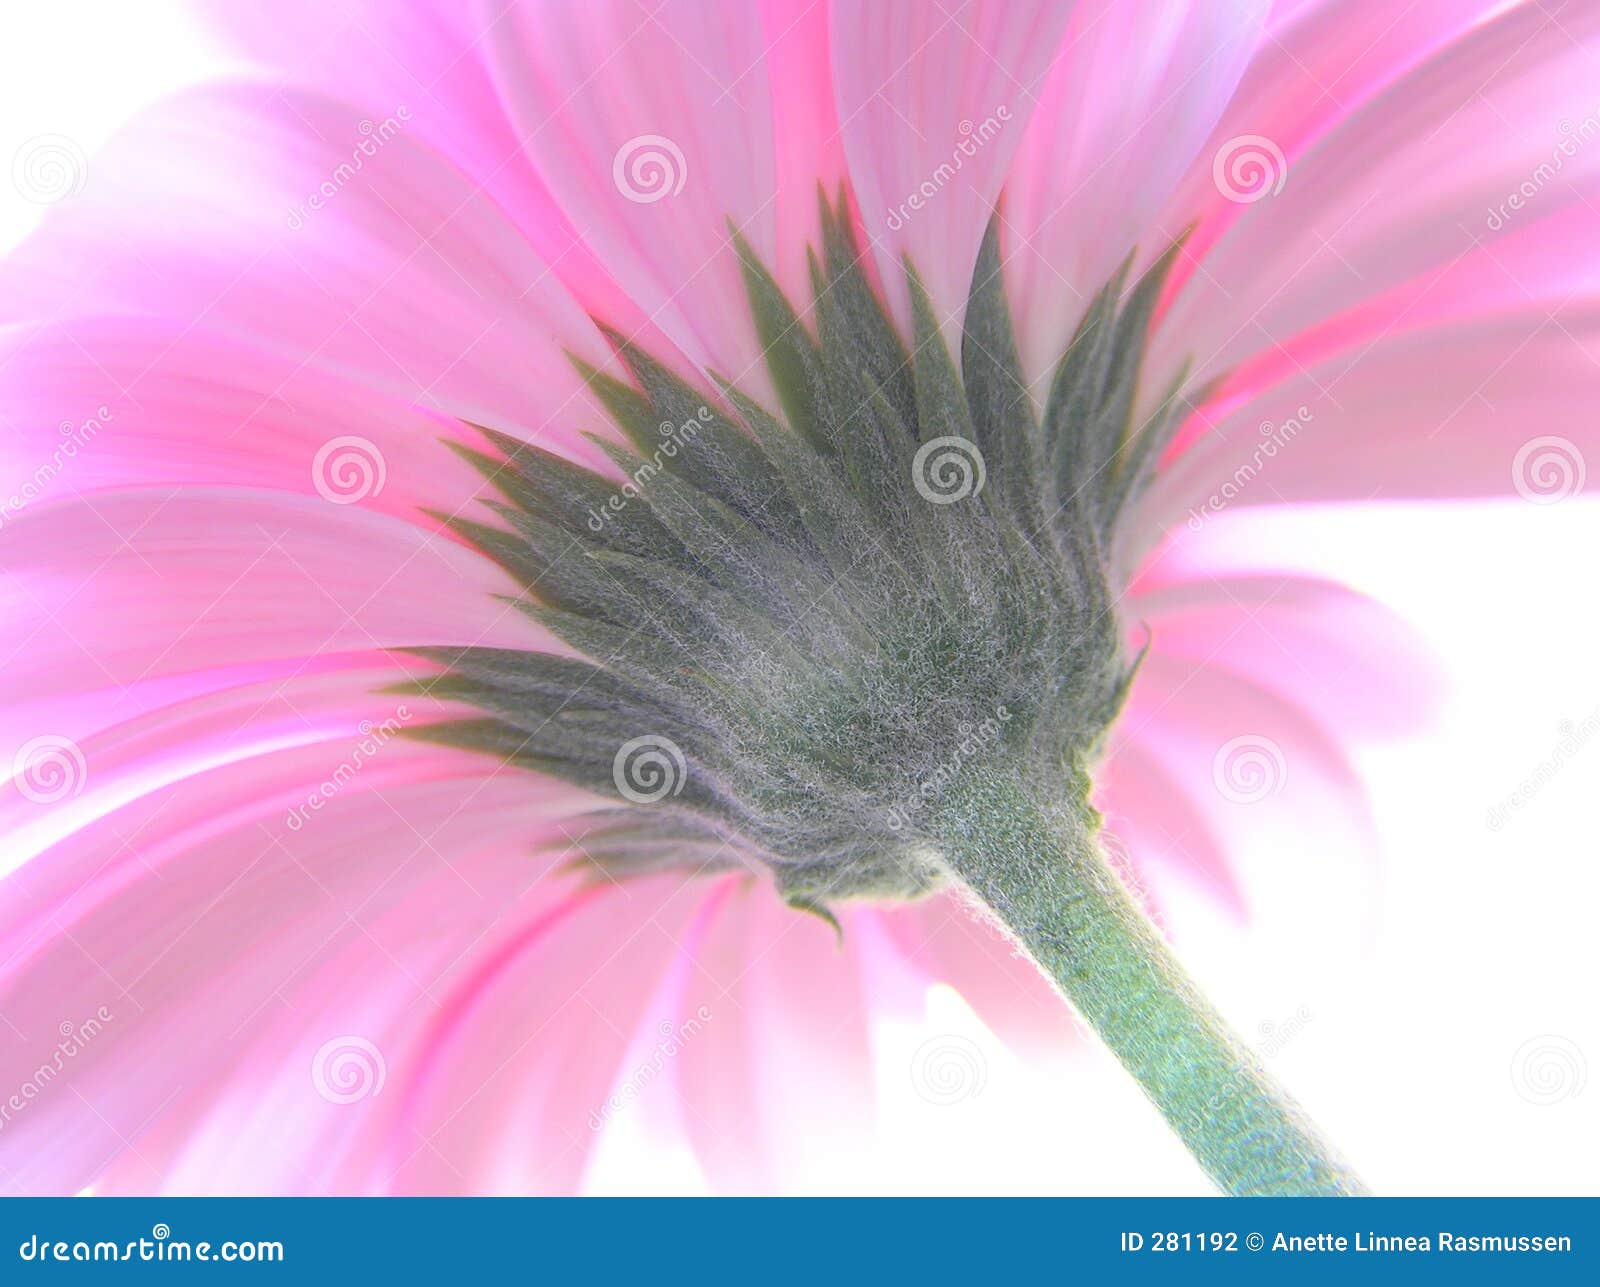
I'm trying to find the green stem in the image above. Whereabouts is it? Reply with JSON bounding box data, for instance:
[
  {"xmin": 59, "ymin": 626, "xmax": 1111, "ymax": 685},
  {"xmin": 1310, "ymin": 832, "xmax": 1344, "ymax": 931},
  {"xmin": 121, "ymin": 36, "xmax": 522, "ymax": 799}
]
[{"xmin": 929, "ymin": 767, "xmax": 1366, "ymax": 1196}]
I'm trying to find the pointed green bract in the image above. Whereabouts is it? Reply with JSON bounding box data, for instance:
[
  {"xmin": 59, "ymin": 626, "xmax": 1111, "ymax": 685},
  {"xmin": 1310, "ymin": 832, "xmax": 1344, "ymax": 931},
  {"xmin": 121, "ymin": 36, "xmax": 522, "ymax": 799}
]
[{"xmin": 415, "ymin": 206, "xmax": 1184, "ymax": 907}]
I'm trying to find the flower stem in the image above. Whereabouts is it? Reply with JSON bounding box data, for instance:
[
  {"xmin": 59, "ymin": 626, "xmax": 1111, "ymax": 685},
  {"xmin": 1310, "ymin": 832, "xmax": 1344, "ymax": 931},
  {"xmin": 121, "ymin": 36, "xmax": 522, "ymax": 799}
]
[{"xmin": 929, "ymin": 768, "xmax": 1367, "ymax": 1196}]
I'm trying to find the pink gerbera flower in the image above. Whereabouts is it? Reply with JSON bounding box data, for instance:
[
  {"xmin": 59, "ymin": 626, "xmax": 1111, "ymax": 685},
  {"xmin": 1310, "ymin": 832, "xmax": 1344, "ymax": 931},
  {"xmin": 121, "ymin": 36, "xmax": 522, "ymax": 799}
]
[{"xmin": 2, "ymin": 0, "xmax": 1594, "ymax": 1195}]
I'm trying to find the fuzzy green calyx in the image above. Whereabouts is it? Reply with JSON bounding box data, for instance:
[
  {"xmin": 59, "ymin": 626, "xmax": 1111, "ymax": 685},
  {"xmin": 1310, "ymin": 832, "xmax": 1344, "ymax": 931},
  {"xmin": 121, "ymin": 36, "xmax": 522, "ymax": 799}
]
[{"xmin": 411, "ymin": 195, "xmax": 1187, "ymax": 912}]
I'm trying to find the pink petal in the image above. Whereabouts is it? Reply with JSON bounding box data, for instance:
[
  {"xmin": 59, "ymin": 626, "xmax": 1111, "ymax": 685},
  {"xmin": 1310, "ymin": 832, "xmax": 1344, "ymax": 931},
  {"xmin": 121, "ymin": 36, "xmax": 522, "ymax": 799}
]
[
  {"xmin": 1, "ymin": 85, "xmax": 610, "ymax": 442},
  {"xmin": 480, "ymin": 0, "xmax": 840, "ymax": 385},
  {"xmin": 1113, "ymin": 651, "xmax": 1382, "ymax": 923},
  {"xmin": 878, "ymin": 891, "xmax": 1080, "ymax": 1066},
  {"xmin": 1127, "ymin": 563, "xmax": 1442, "ymax": 741},
  {"xmin": 1150, "ymin": 2, "xmax": 1600, "ymax": 392},
  {"xmin": 0, "ymin": 715, "xmax": 576, "ymax": 1193},
  {"xmin": 1005, "ymin": 0, "xmax": 1269, "ymax": 386},
  {"xmin": 0, "ymin": 489, "xmax": 543, "ymax": 720},
  {"xmin": 831, "ymin": 0, "xmax": 1074, "ymax": 343},
  {"xmin": 666, "ymin": 880, "xmax": 878, "ymax": 1194},
  {"xmin": 1095, "ymin": 738, "xmax": 1247, "ymax": 917},
  {"xmin": 1137, "ymin": 306, "xmax": 1600, "ymax": 535},
  {"xmin": 363, "ymin": 873, "xmax": 712, "ymax": 1195},
  {"xmin": 0, "ymin": 320, "xmax": 519, "ymax": 532},
  {"xmin": 188, "ymin": 0, "xmax": 636, "ymax": 327},
  {"xmin": 1158, "ymin": 0, "xmax": 1507, "ymax": 300}
]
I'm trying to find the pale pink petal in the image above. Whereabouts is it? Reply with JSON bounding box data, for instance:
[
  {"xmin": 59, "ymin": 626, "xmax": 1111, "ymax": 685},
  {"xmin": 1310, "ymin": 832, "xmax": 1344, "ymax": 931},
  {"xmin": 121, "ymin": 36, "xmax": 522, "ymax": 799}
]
[
  {"xmin": 1113, "ymin": 652, "xmax": 1382, "ymax": 918},
  {"xmin": 1005, "ymin": 0, "xmax": 1268, "ymax": 386},
  {"xmin": 335, "ymin": 874, "xmax": 707, "ymax": 1195},
  {"xmin": 0, "ymin": 490, "xmax": 544, "ymax": 723},
  {"xmin": 878, "ymin": 891, "xmax": 1080, "ymax": 1066},
  {"xmin": 1136, "ymin": 306, "xmax": 1600, "ymax": 540},
  {"xmin": 188, "ymin": 0, "xmax": 639, "ymax": 329},
  {"xmin": 0, "ymin": 661, "xmax": 433, "ymax": 877},
  {"xmin": 1153, "ymin": 194, "xmax": 1600, "ymax": 448},
  {"xmin": 1158, "ymin": 0, "xmax": 1508, "ymax": 298},
  {"xmin": 479, "ymin": 0, "xmax": 840, "ymax": 384},
  {"xmin": 1102, "ymin": 556, "xmax": 1435, "ymax": 919},
  {"xmin": 0, "ymin": 320, "xmax": 526, "ymax": 533},
  {"xmin": 832, "ymin": 0, "xmax": 1074, "ymax": 341},
  {"xmin": 1095, "ymin": 738, "xmax": 1247, "ymax": 917},
  {"xmin": 1, "ymin": 86, "xmax": 610, "ymax": 441},
  {"xmin": 0, "ymin": 710, "xmax": 578, "ymax": 1193},
  {"xmin": 666, "ymin": 879, "xmax": 877, "ymax": 1194},
  {"xmin": 1127, "ymin": 565, "xmax": 1442, "ymax": 741},
  {"xmin": 1150, "ymin": 2, "xmax": 1600, "ymax": 392}
]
